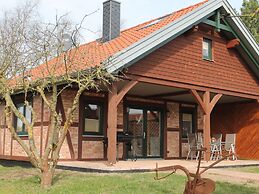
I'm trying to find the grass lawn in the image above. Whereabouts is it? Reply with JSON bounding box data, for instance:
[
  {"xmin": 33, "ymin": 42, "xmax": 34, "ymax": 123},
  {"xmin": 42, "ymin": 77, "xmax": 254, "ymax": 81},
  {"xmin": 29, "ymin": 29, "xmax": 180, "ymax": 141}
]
[
  {"xmin": 228, "ymin": 166, "xmax": 259, "ymax": 174},
  {"xmin": 0, "ymin": 163, "xmax": 259, "ymax": 194}
]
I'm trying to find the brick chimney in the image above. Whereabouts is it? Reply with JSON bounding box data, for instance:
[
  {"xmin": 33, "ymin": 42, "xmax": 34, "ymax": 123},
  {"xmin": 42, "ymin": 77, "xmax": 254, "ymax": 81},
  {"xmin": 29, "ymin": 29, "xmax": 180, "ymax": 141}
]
[{"xmin": 102, "ymin": 0, "xmax": 121, "ymax": 42}]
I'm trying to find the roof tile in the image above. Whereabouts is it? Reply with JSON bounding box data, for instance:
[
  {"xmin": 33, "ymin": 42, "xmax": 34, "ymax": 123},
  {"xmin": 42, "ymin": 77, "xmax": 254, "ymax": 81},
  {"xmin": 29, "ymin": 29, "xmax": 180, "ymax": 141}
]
[{"xmin": 29, "ymin": 0, "xmax": 208, "ymax": 80}]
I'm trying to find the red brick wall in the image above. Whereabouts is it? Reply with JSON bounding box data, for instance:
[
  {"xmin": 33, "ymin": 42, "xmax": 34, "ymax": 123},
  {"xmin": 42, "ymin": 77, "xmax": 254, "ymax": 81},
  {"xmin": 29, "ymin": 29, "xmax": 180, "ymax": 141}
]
[
  {"xmin": 211, "ymin": 101, "xmax": 259, "ymax": 160},
  {"xmin": 167, "ymin": 131, "xmax": 179, "ymax": 158},
  {"xmin": 128, "ymin": 27, "xmax": 259, "ymax": 96},
  {"xmin": 81, "ymin": 141, "xmax": 104, "ymax": 159},
  {"xmin": 166, "ymin": 102, "xmax": 180, "ymax": 158},
  {"xmin": 0, "ymin": 89, "xmax": 80, "ymax": 161}
]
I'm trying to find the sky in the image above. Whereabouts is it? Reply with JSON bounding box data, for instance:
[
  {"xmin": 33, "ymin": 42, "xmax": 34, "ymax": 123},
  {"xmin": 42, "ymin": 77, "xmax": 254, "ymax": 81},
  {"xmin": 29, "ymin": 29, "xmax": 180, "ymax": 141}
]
[{"xmin": 0, "ymin": 0, "xmax": 243, "ymax": 43}]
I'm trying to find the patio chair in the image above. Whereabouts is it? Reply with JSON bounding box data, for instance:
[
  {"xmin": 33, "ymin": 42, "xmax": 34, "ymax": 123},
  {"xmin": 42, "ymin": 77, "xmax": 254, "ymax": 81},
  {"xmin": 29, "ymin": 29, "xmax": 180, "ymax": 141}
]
[
  {"xmin": 195, "ymin": 132, "xmax": 203, "ymax": 161},
  {"xmin": 186, "ymin": 133, "xmax": 198, "ymax": 160},
  {"xmin": 196, "ymin": 132, "xmax": 203, "ymax": 148},
  {"xmin": 210, "ymin": 134, "xmax": 222, "ymax": 160},
  {"xmin": 222, "ymin": 133, "xmax": 237, "ymax": 160}
]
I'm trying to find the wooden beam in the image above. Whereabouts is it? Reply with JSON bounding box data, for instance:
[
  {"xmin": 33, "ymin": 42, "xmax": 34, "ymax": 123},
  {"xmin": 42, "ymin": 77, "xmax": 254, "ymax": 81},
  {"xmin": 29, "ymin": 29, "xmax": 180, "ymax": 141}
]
[
  {"xmin": 226, "ymin": 39, "xmax": 240, "ymax": 49},
  {"xmin": 190, "ymin": 90, "xmax": 222, "ymax": 161},
  {"xmin": 107, "ymin": 84, "xmax": 117, "ymax": 165},
  {"xmin": 216, "ymin": 10, "xmax": 221, "ymax": 32},
  {"xmin": 116, "ymin": 80, "xmax": 138, "ymax": 106},
  {"xmin": 107, "ymin": 80, "xmax": 138, "ymax": 164},
  {"xmin": 147, "ymin": 90, "xmax": 190, "ymax": 98},
  {"xmin": 209, "ymin": 94, "xmax": 222, "ymax": 113},
  {"xmin": 57, "ymin": 95, "xmax": 75, "ymax": 159},
  {"xmin": 127, "ymin": 74, "xmax": 259, "ymax": 100},
  {"xmin": 203, "ymin": 91, "xmax": 211, "ymax": 161},
  {"xmin": 190, "ymin": 89, "xmax": 206, "ymax": 113},
  {"xmin": 202, "ymin": 19, "xmax": 231, "ymax": 32}
]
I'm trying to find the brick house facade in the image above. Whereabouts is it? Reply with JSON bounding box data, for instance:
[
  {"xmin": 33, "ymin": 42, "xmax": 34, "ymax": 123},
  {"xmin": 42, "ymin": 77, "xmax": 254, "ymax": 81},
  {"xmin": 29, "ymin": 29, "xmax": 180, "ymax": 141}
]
[{"xmin": 0, "ymin": 0, "xmax": 258, "ymax": 163}]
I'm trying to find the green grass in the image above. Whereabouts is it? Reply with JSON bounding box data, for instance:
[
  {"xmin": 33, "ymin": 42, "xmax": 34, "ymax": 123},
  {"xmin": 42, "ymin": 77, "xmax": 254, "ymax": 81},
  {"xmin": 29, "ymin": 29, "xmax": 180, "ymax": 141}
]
[
  {"xmin": 228, "ymin": 166, "xmax": 259, "ymax": 174},
  {"xmin": 0, "ymin": 164, "xmax": 258, "ymax": 194}
]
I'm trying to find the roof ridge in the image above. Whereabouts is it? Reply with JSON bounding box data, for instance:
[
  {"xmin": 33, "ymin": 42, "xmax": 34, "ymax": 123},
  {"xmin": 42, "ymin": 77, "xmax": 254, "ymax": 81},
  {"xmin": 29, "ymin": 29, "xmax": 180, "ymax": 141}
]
[
  {"xmin": 119, "ymin": 0, "xmax": 209, "ymax": 34},
  {"xmin": 77, "ymin": 0, "xmax": 209, "ymax": 48}
]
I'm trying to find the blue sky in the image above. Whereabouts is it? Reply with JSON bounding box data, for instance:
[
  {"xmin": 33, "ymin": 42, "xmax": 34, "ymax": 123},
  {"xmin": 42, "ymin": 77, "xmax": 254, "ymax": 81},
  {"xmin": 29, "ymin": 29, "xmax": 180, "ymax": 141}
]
[{"xmin": 0, "ymin": 0, "xmax": 243, "ymax": 43}]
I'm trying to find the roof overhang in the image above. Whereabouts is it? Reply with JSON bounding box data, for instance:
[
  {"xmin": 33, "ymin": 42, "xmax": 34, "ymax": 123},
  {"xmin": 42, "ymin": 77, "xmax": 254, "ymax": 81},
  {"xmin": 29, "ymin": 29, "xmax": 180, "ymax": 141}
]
[{"xmin": 105, "ymin": 0, "xmax": 259, "ymax": 78}]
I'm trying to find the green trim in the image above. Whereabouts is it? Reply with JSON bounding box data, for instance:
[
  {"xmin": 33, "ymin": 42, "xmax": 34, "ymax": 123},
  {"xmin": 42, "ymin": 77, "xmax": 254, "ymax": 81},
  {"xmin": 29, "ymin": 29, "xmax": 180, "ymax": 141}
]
[
  {"xmin": 222, "ymin": 18, "xmax": 259, "ymax": 70},
  {"xmin": 202, "ymin": 12, "xmax": 258, "ymax": 71},
  {"xmin": 216, "ymin": 10, "xmax": 221, "ymax": 32},
  {"xmin": 17, "ymin": 131, "xmax": 28, "ymax": 136},
  {"xmin": 202, "ymin": 19, "xmax": 231, "ymax": 32}
]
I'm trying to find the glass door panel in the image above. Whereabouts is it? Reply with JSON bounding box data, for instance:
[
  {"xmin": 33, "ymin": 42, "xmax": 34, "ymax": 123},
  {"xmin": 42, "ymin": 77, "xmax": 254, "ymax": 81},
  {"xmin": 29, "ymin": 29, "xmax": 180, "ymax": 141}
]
[
  {"xmin": 127, "ymin": 108, "xmax": 144, "ymax": 158},
  {"xmin": 127, "ymin": 107, "xmax": 163, "ymax": 159},
  {"xmin": 182, "ymin": 113, "xmax": 193, "ymax": 139},
  {"xmin": 146, "ymin": 110, "xmax": 161, "ymax": 157}
]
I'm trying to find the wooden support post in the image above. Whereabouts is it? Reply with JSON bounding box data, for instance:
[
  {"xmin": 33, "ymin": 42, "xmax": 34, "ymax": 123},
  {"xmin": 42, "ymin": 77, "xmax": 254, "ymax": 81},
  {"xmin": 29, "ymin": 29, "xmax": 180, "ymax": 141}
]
[
  {"xmin": 107, "ymin": 80, "xmax": 138, "ymax": 165},
  {"xmin": 190, "ymin": 90, "xmax": 222, "ymax": 161},
  {"xmin": 107, "ymin": 84, "xmax": 118, "ymax": 165},
  {"xmin": 203, "ymin": 91, "xmax": 211, "ymax": 161}
]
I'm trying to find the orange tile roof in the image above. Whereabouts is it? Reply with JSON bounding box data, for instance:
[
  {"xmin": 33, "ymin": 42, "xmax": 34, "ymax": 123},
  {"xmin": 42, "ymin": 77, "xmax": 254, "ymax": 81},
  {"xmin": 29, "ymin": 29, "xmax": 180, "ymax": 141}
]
[{"xmin": 29, "ymin": 0, "xmax": 208, "ymax": 80}]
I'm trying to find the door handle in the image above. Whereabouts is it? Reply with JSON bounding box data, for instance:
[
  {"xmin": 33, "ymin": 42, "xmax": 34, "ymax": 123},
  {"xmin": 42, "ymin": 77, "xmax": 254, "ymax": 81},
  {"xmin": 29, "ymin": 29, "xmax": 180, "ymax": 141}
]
[{"xmin": 143, "ymin": 131, "xmax": 146, "ymax": 139}]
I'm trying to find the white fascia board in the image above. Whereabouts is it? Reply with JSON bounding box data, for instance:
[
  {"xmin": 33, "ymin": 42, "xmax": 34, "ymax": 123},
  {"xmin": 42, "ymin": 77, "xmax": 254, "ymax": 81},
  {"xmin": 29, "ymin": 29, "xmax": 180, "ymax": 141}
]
[
  {"xmin": 222, "ymin": 0, "xmax": 259, "ymax": 55},
  {"xmin": 105, "ymin": 0, "xmax": 224, "ymax": 73}
]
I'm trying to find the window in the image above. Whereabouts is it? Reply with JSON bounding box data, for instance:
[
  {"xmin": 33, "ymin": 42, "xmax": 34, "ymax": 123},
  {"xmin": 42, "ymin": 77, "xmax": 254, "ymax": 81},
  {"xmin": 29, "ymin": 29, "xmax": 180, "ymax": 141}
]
[
  {"xmin": 83, "ymin": 103, "xmax": 104, "ymax": 135},
  {"xmin": 14, "ymin": 102, "xmax": 32, "ymax": 136},
  {"xmin": 202, "ymin": 38, "xmax": 212, "ymax": 60}
]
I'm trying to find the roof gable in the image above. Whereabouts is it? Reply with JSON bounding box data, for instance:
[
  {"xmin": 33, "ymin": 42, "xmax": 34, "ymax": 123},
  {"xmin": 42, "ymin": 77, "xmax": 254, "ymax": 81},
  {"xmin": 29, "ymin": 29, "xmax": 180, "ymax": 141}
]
[
  {"xmin": 29, "ymin": 0, "xmax": 208, "ymax": 80},
  {"xmin": 106, "ymin": 0, "xmax": 259, "ymax": 78},
  {"xmin": 28, "ymin": 0, "xmax": 258, "ymax": 81}
]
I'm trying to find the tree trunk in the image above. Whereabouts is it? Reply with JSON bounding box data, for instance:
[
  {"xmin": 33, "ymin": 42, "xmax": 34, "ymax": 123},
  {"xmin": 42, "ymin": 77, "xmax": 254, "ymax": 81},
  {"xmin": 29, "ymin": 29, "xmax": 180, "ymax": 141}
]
[{"xmin": 41, "ymin": 168, "xmax": 54, "ymax": 189}]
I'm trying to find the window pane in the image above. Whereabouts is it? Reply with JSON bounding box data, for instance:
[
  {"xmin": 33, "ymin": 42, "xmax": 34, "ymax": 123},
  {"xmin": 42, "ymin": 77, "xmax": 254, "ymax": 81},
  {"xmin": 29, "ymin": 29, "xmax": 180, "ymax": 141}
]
[
  {"xmin": 16, "ymin": 104, "xmax": 24, "ymax": 133},
  {"xmin": 182, "ymin": 113, "xmax": 193, "ymax": 138},
  {"xmin": 84, "ymin": 104, "xmax": 101, "ymax": 133},
  {"xmin": 25, "ymin": 106, "xmax": 32, "ymax": 123},
  {"xmin": 15, "ymin": 102, "xmax": 31, "ymax": 134},
  {"xmin": 128, "ymin": 108, "xmax": 143, "ymax": 157},
  {"xmin": 16, "ymin": 118, "xmax": 23, "ymax": 133},
  {"xmin": 203, "ymin": 38, "xmax": 212, "ymax": 60},
  {"xmin": 147, "ymin": 110, "xmax": 160, "ymax": 157}
]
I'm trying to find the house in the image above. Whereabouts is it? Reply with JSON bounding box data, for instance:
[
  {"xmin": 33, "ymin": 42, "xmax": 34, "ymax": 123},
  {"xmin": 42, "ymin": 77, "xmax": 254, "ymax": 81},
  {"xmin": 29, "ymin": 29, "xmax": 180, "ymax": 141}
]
[{"xmin": 0, "ymin": 0, "xmax": 258, "ymax": 164}]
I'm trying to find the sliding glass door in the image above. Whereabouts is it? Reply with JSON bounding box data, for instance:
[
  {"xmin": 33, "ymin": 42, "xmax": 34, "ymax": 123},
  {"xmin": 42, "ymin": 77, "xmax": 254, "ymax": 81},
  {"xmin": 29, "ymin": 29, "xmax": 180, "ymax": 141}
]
[{"xmin": 126, "ymin": 107, "xmax": 163, "ymax": 158}]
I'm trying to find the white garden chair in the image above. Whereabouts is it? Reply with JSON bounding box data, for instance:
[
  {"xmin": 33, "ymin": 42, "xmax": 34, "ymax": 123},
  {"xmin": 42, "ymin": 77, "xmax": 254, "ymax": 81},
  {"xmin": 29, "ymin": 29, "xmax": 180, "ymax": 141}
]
[
  {"xmin": 186, "ymin": 133, "xmax": 198, "ymax": 160},
  {"xmin": 210, "ymin": 134, "xmax": 222, "ymax": 160},
  {"xmin": 195, "ymin": 132, "xmax": 203, "ymax": 161},
  {"xmin": 222, "ymin": 133, "xmax": 237, "ymax": 160}
]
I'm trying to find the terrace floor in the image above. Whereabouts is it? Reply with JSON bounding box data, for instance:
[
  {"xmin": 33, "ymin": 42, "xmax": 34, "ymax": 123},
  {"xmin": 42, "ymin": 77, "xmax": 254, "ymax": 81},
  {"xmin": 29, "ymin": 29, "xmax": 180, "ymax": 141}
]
[
  {"xmin": 58, "ymin": 159, "xmax": 259, "ymax": 184},
  {"xmin": 58, "ymin": 159, "xmax": 259, "ymax": 172}
]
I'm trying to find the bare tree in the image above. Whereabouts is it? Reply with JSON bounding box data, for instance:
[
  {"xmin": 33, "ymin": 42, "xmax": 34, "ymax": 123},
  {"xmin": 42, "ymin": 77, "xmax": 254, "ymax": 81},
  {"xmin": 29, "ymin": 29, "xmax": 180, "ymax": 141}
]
[{"xmin": 0, "ymin": 2, "xmax": 113, "ymax": 188}]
